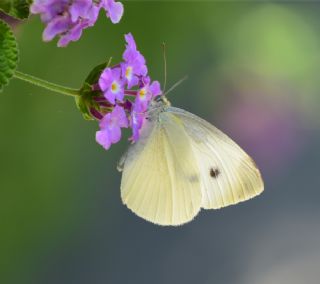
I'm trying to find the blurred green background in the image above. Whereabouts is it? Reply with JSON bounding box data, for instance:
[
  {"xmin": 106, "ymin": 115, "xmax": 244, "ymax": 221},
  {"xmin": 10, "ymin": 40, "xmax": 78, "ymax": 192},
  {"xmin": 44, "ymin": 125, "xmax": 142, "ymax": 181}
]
[{"xmin": 1, "ymin": 2, "xmax": 320, "ymax": 284}]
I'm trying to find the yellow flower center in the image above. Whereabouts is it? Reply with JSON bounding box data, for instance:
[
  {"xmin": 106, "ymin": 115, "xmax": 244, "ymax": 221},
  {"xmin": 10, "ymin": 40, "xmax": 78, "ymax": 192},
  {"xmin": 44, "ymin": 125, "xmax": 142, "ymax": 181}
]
[
  {"xmin": 125, "ymin": 66, "xmax": 132, "ymax": 79},
  {"xmin": 139, "ymin": 88, "xmax": 147, "ymax": 99},
  {"xmin": 111, "ymin": 82, "xmax": 118, "ymax": 93}
]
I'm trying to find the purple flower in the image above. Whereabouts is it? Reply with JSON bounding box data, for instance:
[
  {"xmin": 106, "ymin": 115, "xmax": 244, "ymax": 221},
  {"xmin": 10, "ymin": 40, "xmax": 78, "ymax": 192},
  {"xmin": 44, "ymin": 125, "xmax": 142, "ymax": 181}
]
[
  {"xmin": 121, "ymin": 33, "xmax": 148, "ymax": 88},
  {"xmin": 99, "ymin": 68, "xmax": 124, "ymax": 104},
  {"xmin": 30, "ymin": 0, "xmax": 69, "ymax": 23},
  {"xmin": 102, "ymin": 0, "xmax": 124, "ymax": 24},
  {"xmin": 130, "ymin": 102, "xmax": 146, "ymax": 142},
  {"xmin": 135, "ymin": 87, "xmax": 152, "ymax": 112},
  {"xmin": 130, "ymin": 80, "xmax": 161, "ymax": 141},
  {"xmin": 96, "ymin": 105, "xmax": 128, "ymax": 150},
  {"xmin": 69, "ymin": 0, "xmax": 93, "ymax": 22},
  {"xmin": 85, "ymin": 3, "xmax": 101, "ymax": 24},
  {"xmin": 125, "ymin": 33, "xmax": 136, "ymax": 48},
  {"xmin": 147, "ymin": 80, "xmax": 162, "ymax": 97},
  {"xmin": 120, "ymin": 63, "xmax": 137, "ymax": 89},
  {"xmin": 123, "ymin": 33, "xmax": 147, "ymax": 69},
  {"xmin": 135, "ymin": 79, "xmax": 162, "ymax": 111},
  {"xmin": 30, "ymin": 0, "xmax": 124, "ymax": 47},
  {"xmin": 93, "ymin": 33, "xmax": 162, "ymax": 148},
  {"xmin": 121, "ymin": 57, "xmax": 147, "ymax": 89},
  {"xmin": 57, "ymin": 20, "xmax": 90, "ymax": 47},
  {"xmin": 42, "ymin": 14, "xmax": 71, "ymax": 42}
]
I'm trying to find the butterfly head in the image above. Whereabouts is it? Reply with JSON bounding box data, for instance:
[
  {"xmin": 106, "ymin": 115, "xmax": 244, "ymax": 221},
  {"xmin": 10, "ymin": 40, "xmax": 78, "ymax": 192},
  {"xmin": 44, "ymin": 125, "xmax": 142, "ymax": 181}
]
[
  {"xmin": 149, "ymin": 95, "xmax": 171, "ymax": 109},
  {"xmin": 145, "ymin": 95, "xmax": 171, "ymax": 120}
]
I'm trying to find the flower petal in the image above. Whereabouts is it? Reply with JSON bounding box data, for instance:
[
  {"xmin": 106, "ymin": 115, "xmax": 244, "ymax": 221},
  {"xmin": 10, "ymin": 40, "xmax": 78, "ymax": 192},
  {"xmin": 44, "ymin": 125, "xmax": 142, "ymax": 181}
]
[
  {"xmin": 104, "ymin": 0, "xmax": 124, "ymax": 24},
  {"xmin": 42, "ymin": 15, "xmax": 70, "ymax": 41},
  {"xmin": 130, "ymin": 102, "xmax": 146, "ymax": 141},
  {"xmin": 99, "ymin": 68, "xmax": 113, "ymax": 92},
  {"xmin": 104, "ymin": 90, "xmax": 116, "ymax": 104},
  {"xmin": 69, "ymin": 0, "xmax": 92, "ymax": 22},
  {"xmin": 125, "ymin": 33, "xmax": 136, "ymax": 50},
  {"xmin": 96, "ymin": 130, "xmax": 111, "ymax": 150},
  {"xmin": 149, "ymin": 81, "xmax": 162, "ymax": 97},
  {"xmin": 112, "ymin": 105, "xmax": 128, "ymax": 128},
  {"xmin": 109, "ymin": 125, "xmax": 122, "ymax": 143},
  {"xmin": 58, "ymin": 20, "xmax": 89, "ymax": 47}
]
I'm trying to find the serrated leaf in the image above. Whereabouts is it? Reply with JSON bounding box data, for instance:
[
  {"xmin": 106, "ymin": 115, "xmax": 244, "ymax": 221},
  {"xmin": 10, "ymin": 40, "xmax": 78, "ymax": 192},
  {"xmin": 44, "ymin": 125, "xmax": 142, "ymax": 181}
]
[
  {"xmin": 0, "ymin": 0, "xmax": 32, "ymax": 20},
  {"xmin": 0, "ymin": 19, "xmax": 18, "ymax": 91}
]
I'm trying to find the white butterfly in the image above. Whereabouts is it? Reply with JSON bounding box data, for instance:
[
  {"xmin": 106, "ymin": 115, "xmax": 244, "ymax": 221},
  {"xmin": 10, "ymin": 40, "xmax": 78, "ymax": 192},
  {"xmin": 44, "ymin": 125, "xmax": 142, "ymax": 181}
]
[{"xmin": 118, "ymin": 96, "xmax": 264, "ymax": 226}]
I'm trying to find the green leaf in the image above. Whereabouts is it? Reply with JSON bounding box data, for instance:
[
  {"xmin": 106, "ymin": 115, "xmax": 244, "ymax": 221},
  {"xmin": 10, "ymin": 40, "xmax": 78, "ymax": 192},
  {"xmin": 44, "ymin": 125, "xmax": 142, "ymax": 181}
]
[
  {"xmin": 75, "ymin": 96, "xmax": 93, "ymax": 121},
  {"xmin": 83, "ymin": 60, "xmax": 111, "ymax": 86},
  {"xmin": 76, "ymin": 59, "xmax": 111, "ymax": 120},
  {"xmin": 0, "ymin": 19, "xmax": 18, "ymax": 92},
  {"xmin": 0, "ymin": 0, "xmax": 32, "ymax": 19}
]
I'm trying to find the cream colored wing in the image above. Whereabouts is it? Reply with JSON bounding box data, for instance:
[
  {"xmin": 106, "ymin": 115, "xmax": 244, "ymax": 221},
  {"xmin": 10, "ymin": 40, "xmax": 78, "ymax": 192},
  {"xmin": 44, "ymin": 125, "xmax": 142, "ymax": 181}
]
[
  {"xmin": 120, "ymin": 113, "xmax": 202, "ymax": 226},
  {"xmin": 168, "ymin": 107, "xmax": 264, "ymax": 209}
]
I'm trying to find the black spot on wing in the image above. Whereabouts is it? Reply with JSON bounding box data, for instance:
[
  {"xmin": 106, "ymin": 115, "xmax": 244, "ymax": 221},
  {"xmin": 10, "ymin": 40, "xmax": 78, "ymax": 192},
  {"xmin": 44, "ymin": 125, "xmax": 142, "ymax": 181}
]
[{"xmin": 210, "ymin": 168, "xmax": 220, "ymax": 178}]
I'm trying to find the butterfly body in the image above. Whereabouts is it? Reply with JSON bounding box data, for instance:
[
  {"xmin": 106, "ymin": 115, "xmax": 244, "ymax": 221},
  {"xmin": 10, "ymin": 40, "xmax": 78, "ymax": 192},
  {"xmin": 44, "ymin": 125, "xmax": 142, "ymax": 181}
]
[{"xmin": 119, "ymin": 96, "xmax": 264, "ymax": 226}]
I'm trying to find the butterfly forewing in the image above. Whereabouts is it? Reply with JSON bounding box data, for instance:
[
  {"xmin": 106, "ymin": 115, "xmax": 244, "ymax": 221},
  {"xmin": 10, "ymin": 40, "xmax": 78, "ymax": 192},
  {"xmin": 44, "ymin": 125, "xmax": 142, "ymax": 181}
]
[
  {"xmin": 168, "ymin": 107, "xmax": 264, "ymax": 209},
  {"xmin": 120, "ymin": 112, "xmax": 202, "ymax": 226}
]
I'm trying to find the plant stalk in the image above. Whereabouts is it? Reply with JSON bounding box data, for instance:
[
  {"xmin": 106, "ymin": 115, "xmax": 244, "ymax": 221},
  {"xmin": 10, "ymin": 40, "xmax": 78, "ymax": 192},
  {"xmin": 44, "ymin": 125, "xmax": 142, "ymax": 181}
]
[{"xmin": 14, "ymin": 70, "xmax": 80, "ymax": 97}]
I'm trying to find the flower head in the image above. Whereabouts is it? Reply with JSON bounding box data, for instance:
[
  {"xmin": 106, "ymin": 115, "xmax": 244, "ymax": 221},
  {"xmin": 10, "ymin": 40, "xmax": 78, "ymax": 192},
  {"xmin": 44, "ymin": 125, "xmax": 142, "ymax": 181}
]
[
  {"xmin": 99, "ymin": 67, "xmax": 124, "ymax": 104},
  {"xmin": 96, "ymin": 105, "xmax": 128, "ymax": 150},
  {"xmin": 93, "ymin": 33, "xmax": 162, "ymax": 150},
  {"xmin": 30, "ymin": 0, "xmax": 124, "ymax": 47}
]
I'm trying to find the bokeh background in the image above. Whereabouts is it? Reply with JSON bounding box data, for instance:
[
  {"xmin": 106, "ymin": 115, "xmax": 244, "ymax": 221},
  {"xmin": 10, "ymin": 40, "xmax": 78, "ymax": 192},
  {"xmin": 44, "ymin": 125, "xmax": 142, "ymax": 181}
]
[{"xmin": 1, "ymin": 1, "xmax": 320, "ymax": 284}]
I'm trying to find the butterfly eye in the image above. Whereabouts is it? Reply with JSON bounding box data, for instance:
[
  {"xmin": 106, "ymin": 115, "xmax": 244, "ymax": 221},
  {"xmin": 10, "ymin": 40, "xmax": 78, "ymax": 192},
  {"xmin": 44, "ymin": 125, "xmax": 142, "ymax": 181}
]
[
  {"xmin": 155, "ymin": 96, "xmax": 163, "ymax": 103},
  {"xmin": 210, "ymin": 168, "xmax": 220, "ymax": 178}
]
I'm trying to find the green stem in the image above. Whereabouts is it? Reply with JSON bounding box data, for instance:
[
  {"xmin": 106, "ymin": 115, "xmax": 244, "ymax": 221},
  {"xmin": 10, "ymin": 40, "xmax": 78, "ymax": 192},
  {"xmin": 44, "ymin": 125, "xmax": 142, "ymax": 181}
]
[{"xmin": 13, "ymin": 70, "xmax": 80, "ymax": 97}]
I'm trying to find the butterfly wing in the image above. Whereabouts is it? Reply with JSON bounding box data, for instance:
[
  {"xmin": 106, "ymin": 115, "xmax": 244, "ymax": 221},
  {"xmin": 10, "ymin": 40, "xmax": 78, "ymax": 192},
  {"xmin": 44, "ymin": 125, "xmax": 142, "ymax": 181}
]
[
  {"xmin": 120, "ymin": 112, "xmax": 202, "ymax": 226},
  {"xmin": 168, "ymin": 107, "xmax": 264, "ymax": 209}
]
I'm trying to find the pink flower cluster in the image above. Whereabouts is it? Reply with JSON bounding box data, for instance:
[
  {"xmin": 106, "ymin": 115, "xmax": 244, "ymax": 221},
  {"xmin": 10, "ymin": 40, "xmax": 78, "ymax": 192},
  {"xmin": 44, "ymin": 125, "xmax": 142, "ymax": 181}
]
[
  {"xmin": 30, "ymin": 0, "xmax": 123, "ymax": 47},
  {"xmin": 94, "ymin": 33, "xmax": 162, "ymax": 150}
]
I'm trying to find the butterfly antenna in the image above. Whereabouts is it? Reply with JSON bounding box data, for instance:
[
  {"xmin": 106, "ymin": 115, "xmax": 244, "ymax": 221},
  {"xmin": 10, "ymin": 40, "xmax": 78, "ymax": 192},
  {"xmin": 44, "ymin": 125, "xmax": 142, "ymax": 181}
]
[
  {"xmin": 164, "ymin": 75, "xmax": 188, "ymax": 96},
  {"xmin": 161, "ymin": 42, "xmax": 167, "ymax": 93}
]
